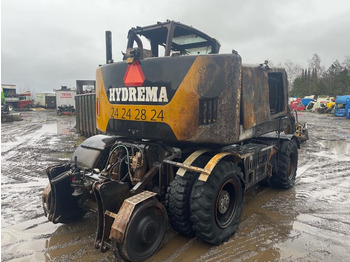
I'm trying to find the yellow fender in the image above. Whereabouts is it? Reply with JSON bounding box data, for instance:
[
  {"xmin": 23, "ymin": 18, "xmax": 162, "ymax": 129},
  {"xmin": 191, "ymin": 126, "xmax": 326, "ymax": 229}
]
[
  {"xmin": 176, "ymin": 149, "xmax": 210, "ymax": 177},
  {"xmin": 198, "ymin": 152, "xmax": 242, "ymax": 182}
]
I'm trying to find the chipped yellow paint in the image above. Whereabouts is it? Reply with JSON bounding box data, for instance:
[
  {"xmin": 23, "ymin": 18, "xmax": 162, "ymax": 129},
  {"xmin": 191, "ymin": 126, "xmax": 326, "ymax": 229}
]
[
  {"xmin": 176, "ymin": 149, "xmax": 209, "ymax": 177},
  {"xmin": 96, "ymin": 56, "xmax": 215, "ymax": 140},
  {"xmin": 198, "ymin": 152, "xmax": 233, "ymax": 182}
]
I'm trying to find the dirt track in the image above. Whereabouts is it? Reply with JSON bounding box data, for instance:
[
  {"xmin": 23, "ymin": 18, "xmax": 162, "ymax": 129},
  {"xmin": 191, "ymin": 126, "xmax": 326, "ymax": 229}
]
[{"xmin": 1, "ymin": 110, "xmax": 350, "ymax": 261}]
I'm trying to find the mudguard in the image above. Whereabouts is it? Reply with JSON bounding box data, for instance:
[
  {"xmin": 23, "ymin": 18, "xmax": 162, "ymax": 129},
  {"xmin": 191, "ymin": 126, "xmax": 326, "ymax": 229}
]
[{"xmin": 72, "ymin": 135, "xmax": 119, "ymax": 169}]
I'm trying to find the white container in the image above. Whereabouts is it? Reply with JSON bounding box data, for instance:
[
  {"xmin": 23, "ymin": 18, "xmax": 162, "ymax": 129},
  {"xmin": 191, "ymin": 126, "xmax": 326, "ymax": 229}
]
[
  {"xmin": 34, "ymin": 93, "xmax": 46, "ymax": 106},
  {"xmin": 55, "ymin": 90, "xmax": 76, "ymax": 109}
]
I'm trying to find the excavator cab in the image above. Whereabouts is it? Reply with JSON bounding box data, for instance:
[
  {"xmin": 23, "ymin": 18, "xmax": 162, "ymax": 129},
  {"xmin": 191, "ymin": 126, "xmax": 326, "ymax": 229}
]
[{"xmin": 123, "ymin": 20, "xmax": 220, "ymax": 60}]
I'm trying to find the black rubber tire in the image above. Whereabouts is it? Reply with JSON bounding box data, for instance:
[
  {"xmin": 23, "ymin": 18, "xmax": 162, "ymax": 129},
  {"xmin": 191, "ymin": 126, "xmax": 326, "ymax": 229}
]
[
  {"xmin": 165, "ymin": 172, "xmax": 199, "ymax": 237},
  {"xmin": 116, "ymin": 198, "xmax": 167, "ymax": 262},
  {"xmin": 190, "ymin": 161, "xmax": 244, "ymax": 245},
  {"xmin": 270, "ymin": 139, "xmax": 298, "ymax": 189}
]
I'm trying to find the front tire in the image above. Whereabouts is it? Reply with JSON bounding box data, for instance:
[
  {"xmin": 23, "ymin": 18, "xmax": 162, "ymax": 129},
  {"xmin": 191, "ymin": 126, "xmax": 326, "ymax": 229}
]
[
  {"xmin": 190, "ymin": 161, "xmax": 244, "ymax": 245},
  {"xmin": 116, "ymin": 198, "xmax": 167, "ymax": 262}
]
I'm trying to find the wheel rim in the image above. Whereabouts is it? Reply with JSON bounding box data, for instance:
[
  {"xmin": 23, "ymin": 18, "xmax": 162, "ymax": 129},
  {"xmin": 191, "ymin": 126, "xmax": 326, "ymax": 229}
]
[
  {"xmin": 215, "ymin": 179, "xmax": 238, "ymax": 228},
  {"xmin": 123, "ymin": 204, "xmax": 166, "ymax": 261},
  {"xmin": 139, "ymin": 216, "xmax": 158, "ymax": 245}
]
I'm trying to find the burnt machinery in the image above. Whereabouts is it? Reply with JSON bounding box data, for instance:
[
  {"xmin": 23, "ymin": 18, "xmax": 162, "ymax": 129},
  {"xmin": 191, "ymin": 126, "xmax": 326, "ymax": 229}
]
[{"xmin": 43, "ymin": 21, "xmax": 304, "ymax": 261}]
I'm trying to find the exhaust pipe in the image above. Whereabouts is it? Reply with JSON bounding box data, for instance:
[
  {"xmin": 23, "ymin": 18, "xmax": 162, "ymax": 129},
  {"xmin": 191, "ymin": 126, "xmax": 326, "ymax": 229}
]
[{"xmin": 105, "ymin": 31, "xmax": 113, "ymax": 64}]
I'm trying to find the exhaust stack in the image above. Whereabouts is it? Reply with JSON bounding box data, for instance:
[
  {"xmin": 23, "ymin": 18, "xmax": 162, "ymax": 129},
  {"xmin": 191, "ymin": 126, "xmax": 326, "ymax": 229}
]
[{"xmin": 105, "ymin": 31, "xmax": 113, "ymax": 64}]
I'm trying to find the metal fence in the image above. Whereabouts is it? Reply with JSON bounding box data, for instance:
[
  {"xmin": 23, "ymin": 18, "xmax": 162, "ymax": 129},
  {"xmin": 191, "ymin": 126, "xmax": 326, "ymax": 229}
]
[{"xmin": 75, "ymin": 93, "xmax": 99, "ymax": 137}]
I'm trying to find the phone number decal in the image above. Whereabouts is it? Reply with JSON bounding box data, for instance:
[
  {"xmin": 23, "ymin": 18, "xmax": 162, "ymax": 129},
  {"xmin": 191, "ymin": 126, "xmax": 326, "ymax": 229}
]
[{"xmin": 111, "ymin": 107, "xmax": 164, "ymax": 122}]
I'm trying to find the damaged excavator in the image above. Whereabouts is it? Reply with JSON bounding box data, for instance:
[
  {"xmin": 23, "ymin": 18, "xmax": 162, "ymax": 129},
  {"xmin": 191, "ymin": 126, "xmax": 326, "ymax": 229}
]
[{"xmin": 43, "ymin": 20, "xmax": 307, "ymax": 261}]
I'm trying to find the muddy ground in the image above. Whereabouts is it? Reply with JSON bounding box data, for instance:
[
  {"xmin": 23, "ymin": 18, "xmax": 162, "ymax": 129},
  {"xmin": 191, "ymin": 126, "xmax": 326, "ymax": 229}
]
[{"xmin": 1, "ymin": 110, "xmax": 350, "ymax": 262}]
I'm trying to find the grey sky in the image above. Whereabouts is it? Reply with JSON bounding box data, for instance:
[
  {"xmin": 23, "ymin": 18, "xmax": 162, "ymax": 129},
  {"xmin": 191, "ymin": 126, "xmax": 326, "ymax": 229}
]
[{"xmin": 1, "ymin": 0, "xmax": 350, "ymax": 93}]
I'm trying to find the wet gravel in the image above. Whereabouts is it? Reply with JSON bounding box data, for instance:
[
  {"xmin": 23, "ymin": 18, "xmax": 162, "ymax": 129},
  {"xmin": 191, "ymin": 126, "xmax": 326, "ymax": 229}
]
[{"xmin": 1, "ymin": 110, "xmax": 350, "ymax": 261}]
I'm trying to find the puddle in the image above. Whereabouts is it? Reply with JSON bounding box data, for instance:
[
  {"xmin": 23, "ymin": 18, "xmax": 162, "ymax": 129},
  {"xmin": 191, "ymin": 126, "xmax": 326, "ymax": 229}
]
[
  {"xmin": 39, "ymin": 123, "xmax": 74, "ymax": 135},
  {"xmin": 319, "ymin": 140, "xmax": 350, "ymax": 155},
  {"xmin": 39, "ymin": 123, "xmax": 57, "ymax": 134}
]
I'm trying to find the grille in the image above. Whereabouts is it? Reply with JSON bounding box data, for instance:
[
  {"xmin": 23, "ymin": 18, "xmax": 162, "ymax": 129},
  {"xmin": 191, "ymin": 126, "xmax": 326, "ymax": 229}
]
[{"xmin": 199, "ymin": 98, "xmax": 218, "ymax": 125}]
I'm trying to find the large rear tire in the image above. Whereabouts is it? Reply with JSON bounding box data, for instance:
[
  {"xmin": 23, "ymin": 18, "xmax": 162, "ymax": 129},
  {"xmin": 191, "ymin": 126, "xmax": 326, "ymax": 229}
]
[
  {"xmin": 270, "ymin": 139, "xmax": 298, "ymax": 189},
  {"xmin": 190, "ymin": 161, "xmax": 244, "ymax": 245},
  {"xmin": 165, "ymin": 172, "xmax": 198, "ymax": 237}
]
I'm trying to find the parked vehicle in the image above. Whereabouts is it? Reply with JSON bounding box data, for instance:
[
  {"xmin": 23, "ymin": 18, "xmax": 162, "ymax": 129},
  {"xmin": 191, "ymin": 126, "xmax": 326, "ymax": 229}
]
[
  {"xmin": 346, "ymin": 97, "xmax": 350, "ymax": 119},
  {"xmin": 316, "ymin": 103, "xmax": 330, "ymax": 114},
  {"xmin": 306, "ymin": 100, "xmax": 330, "ymax": 113},
  {"xmin": 55, "ymin": 86, "xmax": 76, "ymax": 110},
  {"xmin": 305, "ymin": 100, "xmax": 317, "ymax": 111},
  {"xmin": 42, "ymin": 21, "xmax": 306, "ymax": 261},
  {"xmin": 291, "ymin": 98, "xmax": 305, "ymax": 111},
  {"xmin": 1, "ymin": 103, "xmax": 22, "ymax": 122},
  {"xmin": 326, "ymin": 101, "xmax": 335, "ymax": 109},
  {"xmin": 334, "ymin": 95, "xmax": 350, "ymax": 117},
  {"xmin": 301, "ymin": 98, "xmax": 313, "ymax": 106},
  {"xmin": 18, "ymin": 91, "xmax": 33, "ymax": 108},
  {"xmin": 57, "ymin": 105, "xmax": 75, "ymax": 116}
]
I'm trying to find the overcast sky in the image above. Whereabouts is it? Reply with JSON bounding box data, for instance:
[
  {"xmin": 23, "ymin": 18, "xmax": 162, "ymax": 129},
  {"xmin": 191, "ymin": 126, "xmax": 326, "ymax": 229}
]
[{"xmin": 1, "ymin": 0, "xmax": 350, "ymax": 93}]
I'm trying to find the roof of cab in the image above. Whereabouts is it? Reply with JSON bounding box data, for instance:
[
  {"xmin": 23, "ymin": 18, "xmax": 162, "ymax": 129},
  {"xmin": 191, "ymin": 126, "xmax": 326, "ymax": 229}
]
[
  {"xmin": 128, "ymin": 20, "xmax": 221, "ymax": 53},
  {"xmin": 335, "ymin": 95, "xmax": 350, "ymax": 104}
]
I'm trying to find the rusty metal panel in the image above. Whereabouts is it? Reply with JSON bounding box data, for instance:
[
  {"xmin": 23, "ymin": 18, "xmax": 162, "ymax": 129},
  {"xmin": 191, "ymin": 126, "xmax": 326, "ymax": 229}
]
[
  {"xmin": 187, "ymin": 54, "xmax": 242, "ymax": 144},
  {"xmin": 75, "ymin": 93, "xmax": 99, "ymax": 137},
  {"xmin": 241, "ymin": 67, "xmax": 289, "ymax": 133},
  {"xmin": 97, "ymin": 54, "xmax": 242, "ymax": 145},
  {"xmin": 76, "ymin": 96, "xmax": 81, "ymax": 134},
  {"xmin": 109, "ymin": 191, "xmax": 157, "ymax": 244},
  {"xmin": 241, "ymin": 67, "xmax": 271, "ymax": 130}
]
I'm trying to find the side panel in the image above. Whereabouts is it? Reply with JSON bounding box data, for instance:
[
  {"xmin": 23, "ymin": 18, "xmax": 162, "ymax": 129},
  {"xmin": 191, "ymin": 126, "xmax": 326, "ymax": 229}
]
[
  {"xmin": 242, "ymin": 67, "xmax": 288, "ymax": 130},
  {"xmin": 75, "ymin": 93, "xmax": 98, "ymax": 137}
]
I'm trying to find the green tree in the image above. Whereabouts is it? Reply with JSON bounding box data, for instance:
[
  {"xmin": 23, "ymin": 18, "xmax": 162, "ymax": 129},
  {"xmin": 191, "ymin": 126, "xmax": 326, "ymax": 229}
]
[
  {"xmin": 291, "ymin": 75, "xmax": 308, "ymax": 97},
  {"xmin": 290, "ymin": 55, "xmax": 350, "ymax": 97},
  {"xmin": 342, "ymin": 55, "xmax": 350, "ymax": 70},
  {"xmin": 322, "ymin": 60, "xmax": 350, "ymax": 96}
]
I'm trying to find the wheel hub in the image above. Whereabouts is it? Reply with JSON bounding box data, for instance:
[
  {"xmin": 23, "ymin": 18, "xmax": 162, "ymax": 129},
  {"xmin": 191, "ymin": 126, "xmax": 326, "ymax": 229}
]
[
  {"xmin": 116, "ymin": 200, "xmax": 167, "ymax": 262},
  {"xmin": 139, "ymin": 217, "xmax": 158, "ymax": 244},
  {"xmin": 218, "ymin": 190, "xmax": 230, "ymax": 214}
]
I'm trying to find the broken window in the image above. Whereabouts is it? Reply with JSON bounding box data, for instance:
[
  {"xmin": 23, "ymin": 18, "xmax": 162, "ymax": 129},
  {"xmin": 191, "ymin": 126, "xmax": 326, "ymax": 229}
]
[
  {"xmin": 171, "ymin": 29, "xmax": 213, "ymax": 55},
  {"xmin": 268, "ymin": 72, "xmax": 285, "ymax": 115},
  {"xmin": 126, "ymin": 21, "xmax": 220, "ymax": 59}
]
